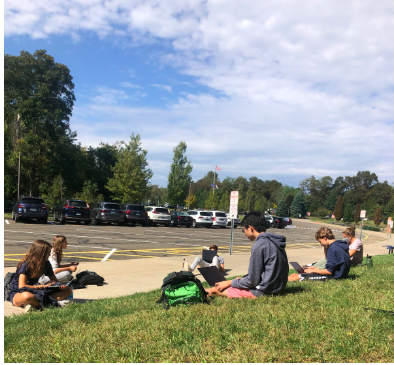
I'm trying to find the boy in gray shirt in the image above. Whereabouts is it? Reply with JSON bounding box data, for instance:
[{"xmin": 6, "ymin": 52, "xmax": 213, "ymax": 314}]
[{"xmin": 206, "ymin": 212, "xmax": 289, "ymax": 298}]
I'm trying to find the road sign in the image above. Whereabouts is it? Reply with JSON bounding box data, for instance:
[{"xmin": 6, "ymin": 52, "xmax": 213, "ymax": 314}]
[
  {"xmin": 230, "ymin": 197, "xmax": 238, "ymax": 205},
  {"xmin": 360, "ymin": 210, "xmax": 366, "ymax": 218},
  {"xmin": 229, "ymin": 204, "xmax": 238, "ymax": 218},
  {"xmin": 231, "ymin": 191, "xmax": 239, "ymax": 198}
]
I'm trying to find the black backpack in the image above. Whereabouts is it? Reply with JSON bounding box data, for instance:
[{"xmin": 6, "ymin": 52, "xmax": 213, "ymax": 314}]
[
  {"xmin": 4, "ymin": 272, "xmax": 15, "ymax": 302},
  {"xmin": 156, "ymin": 271, "xmax": 210, "ymax": 309},
  {"xmin": 75, "ymin": 270, "xmax": 105, "ymax": 286}
]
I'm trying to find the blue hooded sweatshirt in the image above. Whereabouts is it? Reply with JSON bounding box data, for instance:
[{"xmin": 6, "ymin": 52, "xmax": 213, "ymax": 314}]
[
  {"xmin": 325, "ymin": 239, "xmax": 351, "ymax": 279},
  {"xmin": 231, "ymin": 232, "xmax": 288, "ymax": 296}
]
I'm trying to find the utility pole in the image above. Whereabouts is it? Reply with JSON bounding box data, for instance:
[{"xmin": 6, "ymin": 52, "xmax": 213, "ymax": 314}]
[
  {"xmin": 17, "ymin": 153, "xmax": 21, "ymax": 200},
  {"xmin": 187, "ymin": 181, "xmax": 192, "ymax": 211},
  {"xmin": 60, "ymin": 176, "xmax": 63, "ymax": 202}
]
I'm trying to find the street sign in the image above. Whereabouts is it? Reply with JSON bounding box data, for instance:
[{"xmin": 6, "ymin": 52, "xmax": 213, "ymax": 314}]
[
  {"xmin": 360, "ymin": 210, "xmax": 366, "ymax": 218},
  {"xmin": 229, "ymin": 204, "xmax": 238, "ymax": 218}
]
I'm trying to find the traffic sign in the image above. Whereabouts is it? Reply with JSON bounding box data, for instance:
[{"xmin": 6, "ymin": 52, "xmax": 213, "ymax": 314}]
[
  {"xmin": 360, "ymin": 210, "xmax": 366, "ymax": 218},
  {"xmin": 229, "ymin": 204, "xmax": 238, "ymax": 218}
]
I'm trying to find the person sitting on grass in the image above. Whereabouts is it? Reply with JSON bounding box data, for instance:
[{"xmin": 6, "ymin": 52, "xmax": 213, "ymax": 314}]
[
  {"xmin": 9, "ymin": 240, "xmax": 73, "ymax": 312},
  {"xmin": 288, "ymin": 227, "xmax": 350, "ymax": 282},
  {"xmin": 184, "ymin": 245, "xmax": 225, "ymax": 273},
  {"xmin": 343, "ymin": 226, "xmax": 363, "ymax": 267},
  {"xmin": 206, "ymin": 212, "xmax": 289, "ymax": 298},
  {"xmin": 38, "ymin": 235, "xmax": 78, "ymax": 284}
]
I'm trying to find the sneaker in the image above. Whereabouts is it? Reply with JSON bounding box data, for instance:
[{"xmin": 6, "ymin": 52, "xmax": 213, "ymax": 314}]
[
  {"xmin": 57, "ymin": 300, "xmax": 70, "ymax": 308},
  {"xmin": 24, "ymin": 304, "xmax": 36, "ymax": 313}
]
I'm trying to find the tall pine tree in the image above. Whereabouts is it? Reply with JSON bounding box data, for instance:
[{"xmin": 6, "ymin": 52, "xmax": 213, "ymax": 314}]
[
  {"xmin": 276, "ymin": 199, "xmax": 288, "ymax": 217},
  {"xmin": 290, "ymin": 193, "xmax": 306, "ymax": 218},
  {"xmin": 354, "ymin": 204, "xmax": 361, "ymax": 224},
  {"xmin": 334, "ymin": 195, "xmax": 344, "ymax": 221}
]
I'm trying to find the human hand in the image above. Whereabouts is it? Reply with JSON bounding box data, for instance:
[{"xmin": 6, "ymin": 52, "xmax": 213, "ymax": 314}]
[
  {"xmin": 60, "ymin": 285, "xmax": 68, "ymax": 291},
  {"xmin": 215, "ymin": 280, "xmax": 231, "ymax": 292},
  {"xmin": 71, "ymin": 261, "xmax": 79, "ymax": 266},
  {"xmin": 69, "ymin": 265, "xmax": 78, "ymax": 272},
  {"xmin": 47, "ymin": 280, "xmax": 57, "ymax": 287},
  {"xmin": 303, "ymin": 268, "xmax": 316, "ymax": 273}
]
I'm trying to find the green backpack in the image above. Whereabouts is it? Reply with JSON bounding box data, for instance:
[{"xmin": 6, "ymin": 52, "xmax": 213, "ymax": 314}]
[{"xmin": 157, "ymin": 271, "xmax": 210, "ymax": 309}]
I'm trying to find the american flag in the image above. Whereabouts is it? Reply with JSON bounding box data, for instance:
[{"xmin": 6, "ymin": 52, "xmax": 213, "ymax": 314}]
[{"xmin": 215, "ymin": 166, "xmax": 221, "ymax": 171}]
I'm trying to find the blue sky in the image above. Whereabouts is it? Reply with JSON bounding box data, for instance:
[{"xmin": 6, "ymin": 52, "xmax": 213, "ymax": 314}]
[{"xmin": 4, "ymin": 0, "xmax": 394, "ymax": 188}]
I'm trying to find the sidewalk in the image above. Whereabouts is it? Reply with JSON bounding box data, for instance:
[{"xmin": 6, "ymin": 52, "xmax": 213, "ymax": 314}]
[{"xmin": 4, "ymin": 223, "xmax": 393, "ymax": 317}]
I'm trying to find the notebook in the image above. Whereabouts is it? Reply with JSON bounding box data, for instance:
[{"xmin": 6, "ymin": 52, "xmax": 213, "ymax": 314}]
[
  {"xmin": 290, "ymin": 262, "xmax": 305, "ymax": 274},
  {"xmin": 202, "ymin": 250, "xmax": 217, "ymax": 263},
  {"xmin": 197, "ymin": 266, "xmax": 226, "ymax": 287}
]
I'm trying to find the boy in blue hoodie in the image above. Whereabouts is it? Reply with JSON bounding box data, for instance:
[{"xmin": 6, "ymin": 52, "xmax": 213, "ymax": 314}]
[
  {"xmin": 206, "ymin": 212, "xmax": 289, "ymax": 298},
  {"xmin": 288, "ymin": 227, "xmax": 350, "ymax": 282}
]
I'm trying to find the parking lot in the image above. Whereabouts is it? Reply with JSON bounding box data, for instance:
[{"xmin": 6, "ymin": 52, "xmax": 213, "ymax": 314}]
[{"xmin": 4, "ymin": 219, "xmax": 384, "ymax": 267}]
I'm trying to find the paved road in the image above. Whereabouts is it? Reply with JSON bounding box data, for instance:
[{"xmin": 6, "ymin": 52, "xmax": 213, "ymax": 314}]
[{"xmin": 4, "ymin": 218, "xmax": 385, "ymax": 267}]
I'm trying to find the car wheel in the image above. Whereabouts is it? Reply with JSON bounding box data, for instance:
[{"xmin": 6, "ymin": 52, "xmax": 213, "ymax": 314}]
[
  {"xmin": 60, "ymin": 214, "xmax": 66, "ymax": 225},
  {"xmin": 142, "ymin": 222, "xmax": 147, "ymax": 227},
  {"xmin": 85, "ymin": 220, "xmax": 91, "ymax": 225},
  {"xmin": 41, "ymin": 218, "xmax": 48, "ymax": 224},
  {"xmin": 94, "ymin": 217, "xmax": 101, "ymax": 225},
  {"xmin": 234, "ymin": 225, "xmax": 238, "ymax": 228},
  {"xmin": 15, "ymin": 215, "xmax": 21, "ymax": 223},
  {"xmin": 208, "ymin": 224, "xmax": 213, "ymax": 228},
  {"xmin": 186, "ymin": 224, "xmax": 192, "ymax": 228},
  {"xmin": 192, "ymin": 220, "xmax": 197, "ymax": 228},
  {"xmin": 152, "ymin": 222, "xmax": 157, "ymax": 227},
  {"xmin": 165, "ymin": 224, "xmax": 170, "ymax": 227},
  {"xmin": 118, "ymin": 221, "xmax": 124, "ymax": 226},
  {"xmin": 171, "ymin": 220, "xmax": 177, "ymax": 227}
]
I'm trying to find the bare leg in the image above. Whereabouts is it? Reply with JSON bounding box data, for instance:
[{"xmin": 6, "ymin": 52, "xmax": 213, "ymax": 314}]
[
  {"xmin": 206, "ymin": 287, "xmax": 228, "ymax": 297},
  {"xmin": 12, "ymin": 292, "xmax": 40, "ymax": 308},
  {"xmin": 288, "ymin": 273, "xmax": 301, "ymax": 282},
  {"xmin": 49, "ymin": 287, "xmax": 73, "ymax": 302}
]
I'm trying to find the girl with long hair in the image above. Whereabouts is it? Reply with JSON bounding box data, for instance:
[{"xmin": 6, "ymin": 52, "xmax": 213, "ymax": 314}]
[
  {"xmin": 9, "ymin": 240, "xmax": 72, "ymax": 312},
  {"xmin": 38, "ymin": 235, "xmax": 78, "ymax": 284}
]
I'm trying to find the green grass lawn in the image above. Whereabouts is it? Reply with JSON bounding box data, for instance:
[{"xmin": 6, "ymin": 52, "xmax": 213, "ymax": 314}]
[{"xmin": 4, "ymin": 255, "xmax": 394, "ymax": 362}]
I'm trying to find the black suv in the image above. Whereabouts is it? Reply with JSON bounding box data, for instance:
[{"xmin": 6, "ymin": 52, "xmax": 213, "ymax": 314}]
[
  {"xmin": 12, "ymin": 197, "xmax": 48, "ymax": 224},
  {"xmin": 54, "ymin": 199, "xmax": 91, "ymax": 225},
  {"xmin": 123, "ymin": 204, "xmax": 149, "ymax": 226},
  {"xmin": 90, "ymin": 202, "xmax": 124, "ymax": 225},
  {"xmin": 271, "ymin": 216, "xmax": 286, "ymax": 229}
]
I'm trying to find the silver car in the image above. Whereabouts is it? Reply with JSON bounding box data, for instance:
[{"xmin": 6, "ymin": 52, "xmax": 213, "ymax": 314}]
[{"xmin": 210, "ymin": 211, "xmax": 228, "ymax": 228}]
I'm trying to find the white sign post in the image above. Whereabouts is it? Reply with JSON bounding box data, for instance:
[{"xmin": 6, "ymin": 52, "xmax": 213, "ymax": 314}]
[
  {"xmin": 388, "ymin": 217, "xmax": 392, "ymax": 241},
  {"xmin": 229, "ymin": 191, "xmax": 239, "ymax": 254},
  {"xmin": 360, "ymin": 210, "xmax": 366, "ymax": 240}
]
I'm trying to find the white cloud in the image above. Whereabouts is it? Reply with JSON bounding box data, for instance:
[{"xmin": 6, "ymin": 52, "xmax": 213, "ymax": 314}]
[
  {"xmin": 5, "ymin": 0, "xmax": 394, "ymax": 185},
  {"xmin": 150, "ymin": 84, "xmax": 172, "ymax": 92},
  {"xmin": 120, "ymin": 82, "xmax": 142, "ymax": 89}
]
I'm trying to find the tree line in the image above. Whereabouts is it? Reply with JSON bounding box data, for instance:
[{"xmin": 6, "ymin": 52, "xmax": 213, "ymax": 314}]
[{"xmin": 4, "ymin": 50, "xmax": 394, "ymax": 225}]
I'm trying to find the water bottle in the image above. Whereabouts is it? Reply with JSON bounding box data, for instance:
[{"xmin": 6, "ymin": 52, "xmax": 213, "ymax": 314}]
[
  {"xmin": 183, "ymin": 259, "xmax": 185, "ymax": 269},
  {"xmin": 366, "ymin": 254, "xmax": 373, "ymax": 269}
]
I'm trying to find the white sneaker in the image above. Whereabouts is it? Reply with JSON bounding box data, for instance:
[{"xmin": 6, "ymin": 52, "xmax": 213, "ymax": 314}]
[
  {"xmin": 24, "ymin": 304, "xmax": 35, "ymax": 313},
  {"xmin": 57, "ymin": 300, "xmax": 70, "ymax": 308}
]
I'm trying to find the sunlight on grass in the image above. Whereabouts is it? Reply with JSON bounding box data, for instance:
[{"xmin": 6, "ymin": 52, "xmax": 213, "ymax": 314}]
[{"xmin": 4, "ymin": 255, "xmax": 394, "ymax": 362}]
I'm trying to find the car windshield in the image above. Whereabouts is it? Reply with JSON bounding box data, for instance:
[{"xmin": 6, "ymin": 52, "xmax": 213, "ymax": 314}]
[
  {"xmin": 127, "ymin": 205, "xmax": 144, "ymax": 211},
  {"xmin": 200, "ymin": 212, "xmax": 211, "ymax": 216},
  {"xmin": 176, "ymin": 212, "xmax": 189, "ymax": 216},
  {"xmin": 68, "ymin": 201, "xmax": 88, "ymax": 208},
  {"xmin": 21, "ymin": 198, "xmax": 44, "ymax": 205},
  {"xmin": 155, "ymin": 208, "xmax": 169, "ymax": 213},
  {"xmin": 215, "ymin": 212, "xmax": 227, "ymax": 217},
  {"xmin": 104, "ymin": 204, "xmax": 121, "ymax": 210}
]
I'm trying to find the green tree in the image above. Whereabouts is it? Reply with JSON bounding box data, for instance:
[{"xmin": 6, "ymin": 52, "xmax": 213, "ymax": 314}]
[
  {"xmin": 4, "ymin": 50, "xmax": 76, "ymax": 198},
  {"xmin": 106, "ymin": 134, "xmax": 153, "ymax": 203},
  {"xmin": 75, "ymin": 181, "xmax": 104, "ymax": 206},
  {"xmin": 334, "ymin": 195, "xmax": 344, "ymax": 221},
  {"xmin": 317, "ymin": 207, "xmax": 331, "ymax": 218},
  {"xmin": 167, "ymin": 141, "xmax": 193, "ymax": 207},
  {"xmin": 343, "ymin": 203, "xmax": 355, "ymax": 223},
  {"xmin": 218, "ymin": 191, "xmax": 230, "ymax": 211},
  {"xmin": 383, "ymin": 195, "xmax": 394, "ymax": 223},
  {"xmin": 290, "ymin": 193, "xmax": 306, "ymax": 218},
  {"xmin": 354, "ymin": 204, "xmax": 361, "ymax": 224},
  {"xmin": 39, "ymin": 175, "xmax": 66, "ymax": 210},
  {"xmin": 276, "ymin": 199, "xmax": 288, "ymax": 217},
  {"xmin": 204, "ymin": 190, "xmax": 219, "ymax": 210},
  {"xmin": 373, "ymin": 207, "xmax": 383, "ymax": 227},
  {"xmin": 254, "ymin": 196, "xmax": 268, "ymax": 212}
]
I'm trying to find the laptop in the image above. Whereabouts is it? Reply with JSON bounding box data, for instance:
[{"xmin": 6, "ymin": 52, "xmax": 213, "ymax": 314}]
[
  {"xmin": 202, "ymin": 250, "xmax": 217, "ymax": 264},
  {"xmin": 290, "ymin": 262, "xmax": 305, "ymax": 274},
  {"xmin": 48, "ymin": 280, "xmax": 73, "ymax": 288},
  {"xmin": 198, "ymin": 266, "xmax": 226, "ymax": 287}
]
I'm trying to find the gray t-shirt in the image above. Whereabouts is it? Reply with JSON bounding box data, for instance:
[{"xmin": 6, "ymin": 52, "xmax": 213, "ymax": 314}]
[{"xmin": 349, "ymin": 238, "xmax": 363, "ymax": 264}]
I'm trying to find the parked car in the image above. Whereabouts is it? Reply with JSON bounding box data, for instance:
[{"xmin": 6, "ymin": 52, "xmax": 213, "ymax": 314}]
[
  {"xmin": 123, "ymin": 204, "xmax": 149, "ymax": 226},
  {"xmin": 145, "ymin": 206, "xmax": 171, "ymax": 226},
  {"xmin": 226, "ymin": 214, "xmax": 241, "ymax": 228},
  {"xmin": 170, "ymin": 211, "xmax": 193, "ymax": 227},
  {"xmin": 283, "ymin": 217, "xmax": 292, "ymax": 226},
  {"xmin": 90, "ymin": 202, "xmax": 124, "ymax": 225},
  {"xmin": 12, "ymin": 196, "xmax": 48, "ymax": 224},
  {"xmin": 210, "ymin": 211, "xmax": 228, "ymax": 228},
  {"xmin": 271, "ymin": 216, "xmax": 286, "ymax": 229},
  {"xmin": 54, "ymin": 199, "xmax": 91, "ymax": 225},
  {"xmin": 187, "ymin": 210, "xmax": 213, "ymax": 228},
  {"xmin": 264, "ymin": 215, "xmax": 273, "ymax": 228}
]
